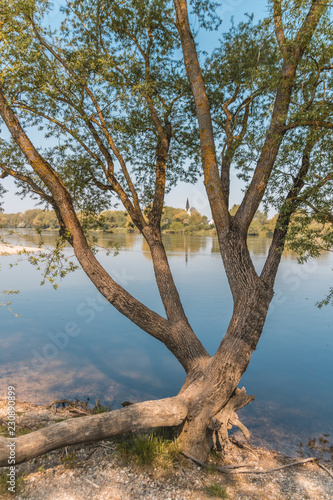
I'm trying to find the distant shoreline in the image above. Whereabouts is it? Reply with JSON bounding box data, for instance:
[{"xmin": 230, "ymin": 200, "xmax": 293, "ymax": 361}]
[{"xmin": 0, "ymin": 243, "xmax": 42, "ymax": 255}]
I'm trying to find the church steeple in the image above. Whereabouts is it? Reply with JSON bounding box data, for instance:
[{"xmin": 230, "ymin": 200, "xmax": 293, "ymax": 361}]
[{"xmin": 186, "ymin": 198, "xmax": 190, "ymax": 213}]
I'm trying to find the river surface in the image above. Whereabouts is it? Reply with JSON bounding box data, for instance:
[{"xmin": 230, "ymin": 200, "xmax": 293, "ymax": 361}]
[{"xmin": 0, "ymin": 230, "xmax": 332, "ymax": 459}]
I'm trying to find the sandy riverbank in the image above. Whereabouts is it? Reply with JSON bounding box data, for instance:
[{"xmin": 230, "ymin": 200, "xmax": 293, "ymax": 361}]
[{"xmin": 0, "ymin": 244, "xmax": 42, "ymax": 255}]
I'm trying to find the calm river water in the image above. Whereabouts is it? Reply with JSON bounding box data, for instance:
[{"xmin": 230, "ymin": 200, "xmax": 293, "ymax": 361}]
[{"xmin": 0, "ymin": 230, "xmax": 332, "ymax": 459}]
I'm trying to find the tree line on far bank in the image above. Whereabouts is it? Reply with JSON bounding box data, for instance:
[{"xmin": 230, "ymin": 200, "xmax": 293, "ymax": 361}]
[{"xmin": 0, "ymin": 205, "xmax": 278, "ymax": 237}]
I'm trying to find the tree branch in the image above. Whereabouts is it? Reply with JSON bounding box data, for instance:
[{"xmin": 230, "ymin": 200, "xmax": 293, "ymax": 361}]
[
  {"xmin": 13, "ymin": 102, "xmax": 109, "ymax": 172},
  {"xmin": 27, "ymin": 15, "xmax": 202, "ymax": 331},
  {"xmin": 235, "ymin": 0, "xmax": 327, "ymax": 231},
  {"xmin": 283, "ymin": 120, "xmax": 333, "ymax": 131},
  {"xmin": 273, "ymin": 0, "xmax": 288, "ymax": 59},
  {"xmin": 173, "ymin": 0, "xmax": 229, "ymax": 232},
  {"xmin": 29, "ymin": 15, "xmax": 145, "ymax": 225},
  {"xmin": 221, "ymin": 96, "xmax": 251, "ymax": 208},
  {"xmin": 261, "ymin": 132, "xmax": 317, "ymax": 284},
  {"xmin": 149, "ymin": 126, "xmax": 171, "ymax": 228},
  {"xmin": 0, "ymin": 165, "xmax": 53, "ymax": 205},
  {"xmin": 0, "ymin": 87, "xmax": 208, "ymax": 371},
  {"xmin": 300, "ymin": 199, "xmax": 333, "ymax": 224}
]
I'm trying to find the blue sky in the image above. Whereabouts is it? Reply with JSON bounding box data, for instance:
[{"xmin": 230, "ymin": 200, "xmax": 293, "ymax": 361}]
[{"xmin": 1, "ymin": 0, "xmax": 269, "ymax": 216}]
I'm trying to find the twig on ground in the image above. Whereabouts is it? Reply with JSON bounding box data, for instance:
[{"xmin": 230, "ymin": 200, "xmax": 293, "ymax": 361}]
[
  {"xmin": 99, "ymin": 444, "xmax": 114, "ymax": 450},
  {"xmin": 83, "ymin": 477, "xmax": 100, "ymax": 489},
  {"xmin": 83, "ymin": 448, "xmax": 99, "ymax": 461},
  {"xmin": 182, "ymin": 452, "xmax": 318, "ymax": 475},
  {"xmin": 230, "ymin": 437, "xmax": 258, "ymax": 455},
  {"xmin": 317, "ymin": 461, "xmax": 333, "ymax": 480},
  {"xmin": 68, "ymin": 408, "xmax": 89, "ymax": 415}
]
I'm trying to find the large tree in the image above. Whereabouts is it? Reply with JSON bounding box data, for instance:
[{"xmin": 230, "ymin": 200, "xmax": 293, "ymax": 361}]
[{"xmin": 0, "ymin": 0, "xmax": 332, "ymax": 464}]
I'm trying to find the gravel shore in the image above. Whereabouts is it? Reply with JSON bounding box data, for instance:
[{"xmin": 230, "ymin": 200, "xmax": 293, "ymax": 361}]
[{"xmin": 0, "ymin": 400, "xmax": 332, "ymax": 499}]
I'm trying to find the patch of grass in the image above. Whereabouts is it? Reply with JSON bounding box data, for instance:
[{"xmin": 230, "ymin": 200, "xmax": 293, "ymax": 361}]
[
  {"xmin": 61, "ymin": 452, "xmax": 76, "ymax": 469},
  {"xmin": 210, "ymin": 450, "xmax": 223, "ymax": 460},
  {"xmin": 15, "ymin": 428, "xmax": 31, "ymax": 437},
  {"xmin": 204, "ymin": 482, "xmax": 229, "ymax": 498},
  {"xmin": 117, "ymin": 431, "xmax": 180, "ymax": 468},
  {"xmin": 158, "ymin": 438, "xmax": 181, "ymax": 469},
  {"xmin": 117, "ymin": 433, "xmax": 161, "ymax": 466},
  {"xmin": 92, "ymin": 399, "xmax": 110, "ymax": 414},
  {"xmin": 0, "ymin": 470, "xmax": 27, "ymax": 497},
  {"xmin": 14, "ymin": 473, "xmax": 26, "ymax": 492},
  {"xmin": 0, "ymin": 425, "xmax": 31, "ymax": 437},
  {"xmin": 0, "ymin": 473, "xmax": 7, "ymax": 494},
  {"xmin": 206, "ymin": 463, "xmax": 218, "ymax": 474}
]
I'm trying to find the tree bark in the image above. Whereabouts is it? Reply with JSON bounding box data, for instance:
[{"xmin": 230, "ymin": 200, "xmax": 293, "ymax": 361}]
[
  {"xmin": 177, "ymin": 277, "xmax": 273, "ymax": 461},
  {"xmin": 173, "ymin": 0, "xmax": 229, "ymax": 232}
]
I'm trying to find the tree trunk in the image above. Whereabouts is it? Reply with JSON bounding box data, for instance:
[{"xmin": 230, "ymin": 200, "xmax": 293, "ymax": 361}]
[
  {"xmin": 176, "ymin": 230, "xmax": 274, "ymax": 461},
  {"xmin": 176, "ymin": 304, "xmax": 272, "ymax": 460}
]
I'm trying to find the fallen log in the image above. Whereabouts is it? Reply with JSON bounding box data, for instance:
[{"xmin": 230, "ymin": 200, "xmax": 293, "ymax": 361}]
[{"xmin": 0, "ymin": 397, "xmax": 187, "ymax": 467}]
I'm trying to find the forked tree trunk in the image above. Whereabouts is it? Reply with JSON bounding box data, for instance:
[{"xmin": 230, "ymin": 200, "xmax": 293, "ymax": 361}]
[
  {"xmin": 0, "ymin": 0, "xmax": 327, "ymax": 470},
  {"xmin": 0, "ymin": 231, "xmax": 273, "ymax": 465}
]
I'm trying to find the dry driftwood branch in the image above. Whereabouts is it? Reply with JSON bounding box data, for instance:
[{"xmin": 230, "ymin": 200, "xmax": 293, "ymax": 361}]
[
  {"xmin": 84, "ymin": 477, "xmax": 100, "ymax": 489},
  {"xmin": 182, "ymin": 452, "xmax": 318, "ymax": 475},
  {"xmin": 317, "ymin": 462, "xmax": 333, "ymax": 480}
]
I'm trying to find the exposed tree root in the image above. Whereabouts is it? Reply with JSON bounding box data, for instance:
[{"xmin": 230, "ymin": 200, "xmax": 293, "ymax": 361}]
[
  {"xmin": 208, "ymin": 387, "xmax": 254, "ymax": 451},
  {"xmin": 0, "ymin": 397, "xmax": 187, "ymax": 467}
]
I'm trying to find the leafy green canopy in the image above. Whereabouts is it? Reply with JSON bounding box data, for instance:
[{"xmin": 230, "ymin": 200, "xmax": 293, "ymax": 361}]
[
  {"xmin": 0, "ymin": 0, "xmax": 199, "ymax": 213},
  {"xmin": 0, "ymin": 0, "xmax": 332, "ymax": 265},
  {"xmin": 204, "ymin": 5, "xmax": 333, "ymax": 261}
]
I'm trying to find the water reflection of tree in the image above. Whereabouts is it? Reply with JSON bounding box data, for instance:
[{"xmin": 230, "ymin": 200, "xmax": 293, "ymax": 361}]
[
  {"xmin": 4, "ymin": 229, "xmax": 140, "ymax": 253},
  {"xmin": 211, "ymin": 238, "xmax": 220, "ymax": 254},
  {"xmin": 247, "ymin": 237, "xmax": 271, "ymax": 256},
  {"xmin": 212, "ymin": 237, "xmax": 271, "ymax": 256},
  {"xmin": 142, "ymin": 234, "xmax": 211, "ymax": 261},
  {"xmin": 2, "ymin": 229, "xmax": 60, "ymax": 248},
  {"xmin": 94, "ymin": 232, "xmax": 137, "ymax": 251},
  {"xmin": 212, "ymin": 236, "xmax": 332, "ymax": 263}
]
